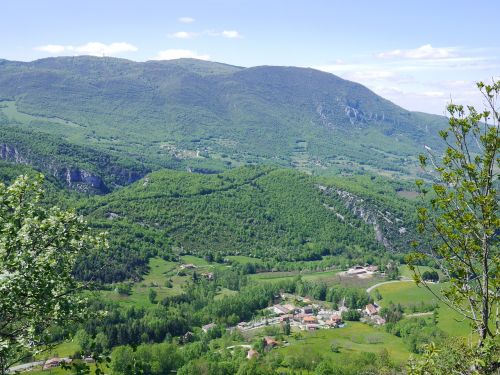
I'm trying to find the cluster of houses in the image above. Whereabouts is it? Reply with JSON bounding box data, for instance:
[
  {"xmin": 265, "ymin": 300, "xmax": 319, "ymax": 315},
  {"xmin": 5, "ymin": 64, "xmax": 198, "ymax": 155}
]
[
  {"xmin": 233, "ymin": 291, "xmax": 388, "ymax": 336},
  {"xmin": 41, "ymin": 356, "xmax": 94, "ymax": 370},
  {"xmin": 266, "ymin": 302, "xmax": 345, "ymax": 331}
]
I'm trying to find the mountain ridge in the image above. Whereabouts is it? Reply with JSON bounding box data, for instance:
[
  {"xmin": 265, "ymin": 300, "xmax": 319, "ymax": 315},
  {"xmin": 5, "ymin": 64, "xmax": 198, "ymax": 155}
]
[{"xmin": 0, "ymin": 56, "xmax": 447, "ymax": 187}]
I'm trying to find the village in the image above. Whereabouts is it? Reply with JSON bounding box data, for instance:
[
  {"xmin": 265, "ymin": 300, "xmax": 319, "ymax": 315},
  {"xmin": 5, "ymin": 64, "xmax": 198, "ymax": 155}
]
[
  {"xmin": 229, "ymin": 288, "xmax": 386, "ymax": 335},
  {"xmin": 10, "ymin": 264, "xmax": 389, "ymax": 372},
  {"xmin": 197, "ymin": 264, "xmax": 388, "ymax": 360}
]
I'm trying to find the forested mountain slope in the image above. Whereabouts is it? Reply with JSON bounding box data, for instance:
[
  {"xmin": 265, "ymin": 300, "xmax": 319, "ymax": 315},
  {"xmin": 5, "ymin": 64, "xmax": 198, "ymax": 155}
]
[
  {"xmin": 68, "ymin": 166, "xmax": 420, "ymax": 282},
  {"xmin": 0, "ymin": 124, "xmax": 149, "ymax": 193},
  {"xmin": 0, "ymin": 57, "xmax": 448, "ymax": 179}
]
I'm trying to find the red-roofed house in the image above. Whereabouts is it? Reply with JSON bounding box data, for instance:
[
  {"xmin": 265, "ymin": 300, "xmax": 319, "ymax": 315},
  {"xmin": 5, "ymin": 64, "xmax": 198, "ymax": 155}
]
[
  {"xmin": 263, "ymin": 336, "xmax": 279, "ymax": 347},
  {"xmin": 365, "ymin": 304, "xmax": 378, "ymax": 316},
  {"xmin": 302, "ymin": 316, "xmax": 317, "ymax": 324},
  {"xmin": 247, "ymin": 349, "xmax": 259, "ymax": 359}
]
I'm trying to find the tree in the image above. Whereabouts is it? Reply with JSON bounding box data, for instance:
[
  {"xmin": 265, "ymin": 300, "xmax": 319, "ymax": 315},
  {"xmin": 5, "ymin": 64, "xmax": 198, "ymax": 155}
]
[
  {"xmin": 0, "ymin": 175, "xmax": 105, "ymax": 373},
  {"xmin": 149, "ymin": 288, "xmax": 158, "ymax": 304},
  {"xmin": 74, "ymin": 329, "xmax": 92, "ymax": 354},
  {"xmin": 341, "ymin": 310, "xmax": 361, "ymax": 321},
  {"xmin": 421, "ymin": 270, "xmax": 439, "ymax": 282},
  {"xmin": 116, "ymin": 283, "xmax": 132, "ymax": 296},
  {"xmin": 385, "ymin": 260, "xmax": 400, "ymax": 280},
  {"xmin": 410, "ymin": 81, "xmax": 499, "ymax": 348},
  {"xmin": 282, "ymin": 320, "xmax": 291, "ymax": 336}
]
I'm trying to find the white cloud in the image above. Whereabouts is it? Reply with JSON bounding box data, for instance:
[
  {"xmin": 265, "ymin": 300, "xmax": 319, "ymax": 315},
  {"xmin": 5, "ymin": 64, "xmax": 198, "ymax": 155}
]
[
  {"xmin": 169, "ymin": 30, "xmax": 242, "ymax": 39},
  {"xmin": 178, "ymin": 17, "xmax": 195, "ymax": 24},
  {"xmin": 35, "ymin": 44, "xmax": 66, "ymax": 54},
  {"xmin": 151, "ymin": 49, "xmax": 210, "ymax": 60},
  {"xmin": 34, "ymin": 42, "xmax": 138, "ymax": 56},
  {"xmin": 72, "ymin": 42, "xmax": 137, "ymax": 56},
  {"xmin": 221, "ymin": 30, "xmax": 241, "ymax": 39},
  {"xmin": 168, "ymin": 31, "xmax": 198, "ymax": 39},
  {"xmin": 377, "ymin": 44, "xmax": 456, "ymax": 60}
]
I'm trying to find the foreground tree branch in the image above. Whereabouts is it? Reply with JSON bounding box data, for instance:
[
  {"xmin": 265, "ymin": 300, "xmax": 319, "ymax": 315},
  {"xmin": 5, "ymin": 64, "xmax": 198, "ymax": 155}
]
[
  {"xmin": 409, "ymin": 80, "xmax": 499, "ymax": 349},
  {"xmin": 0, "ymin": 175, "xmax": 107, "ymax": 374}
]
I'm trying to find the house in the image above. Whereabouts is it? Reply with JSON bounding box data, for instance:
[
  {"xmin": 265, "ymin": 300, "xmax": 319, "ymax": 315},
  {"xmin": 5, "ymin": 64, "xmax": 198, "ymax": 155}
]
[
  {"xmin": 302, "ymin": 315, "xmax": 317, "ymax": 324},
  {"xmin": 263, "ymin": 336, "xmax": 279, "ymax": 347},
  {"xmin": 180, "ymin": 263, "xmax": 197, "ymax": 269},
  {"xmin": 365, "ymin": 303, "xmax": 379, "ymax": 316},
  {"xmin": 43, "ymin": 358, "xmax": 61, "ymax": 370},
  {"xmin": 43, "ymin": 358, "xmax": 71, "ymax": 370},
  {"xmin": 317, "ymin": 309, "xmax": 336, "ymax": 320},
  {"xmin": 283, "ymin": 304, "xmax": 298, "ymax": 313},
  {"xmin": 325, "ymin": 314, "xmax": 342, "ymax": 327},
  {"xmin": 300, "ymin": 306, "xmax": 314, "ymax": 314},
  {"xmin": 201, "ymin": 272, "xmax": 214, "ymax": 280},
  {"xmin": 325, "ymin": 318, "xmax": 340, "ymax": 327},
  {"xmin": 331, "ymin": 314, "xmax": 342, "ymax": 322},
  {"xmin": 202, "ymin": 323, "xmax": 217, "ymax": 333},
  {"xmin": 247, "ymin": 349, "xmax": 259, "ymax": 359},
  {"xmin": 366, "ymin": 265, "xmax": 379, "ymax": 273},
  {"xmin": 280, "ymin": 314, "xmax": 293, "ymax": 322},
  {"xmin": 372, "ymin": 315, "xmax": 386, "ymax": 325},
  {"xmin": 347, "ymin": 265, "xmax": 367, "ymax": 275},
  {"xmin": 271, "ymin": 304, "xmax": 290, "ymax": 315}
]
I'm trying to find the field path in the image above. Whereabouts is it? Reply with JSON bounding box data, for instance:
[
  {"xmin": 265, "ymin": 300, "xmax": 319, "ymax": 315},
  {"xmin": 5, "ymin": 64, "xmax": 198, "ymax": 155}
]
[
  {"xmin": 366, "ymin": 278, "xmax": 414, "ymax": 294},
  {"xmin": 226, "ymin": 344, "xmax": 252, "ymax": 349},
  {"xmin": 405, "ymin": 312, "xmax": 433, "ymax": 318}
]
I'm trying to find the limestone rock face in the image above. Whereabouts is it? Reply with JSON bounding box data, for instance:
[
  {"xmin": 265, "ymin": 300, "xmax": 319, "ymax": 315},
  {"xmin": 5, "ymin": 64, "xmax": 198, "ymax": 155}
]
[{"xmin": 0, "ymin": 142, "xmax": 150, "ymax": 193}]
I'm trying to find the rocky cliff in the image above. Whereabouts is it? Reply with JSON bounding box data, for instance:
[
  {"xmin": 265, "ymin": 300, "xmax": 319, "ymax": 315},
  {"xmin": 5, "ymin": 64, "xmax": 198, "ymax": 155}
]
[
  {"xmin": 0, "ymin": 142, "xmax": 146, "ymax": 194},
  {"xmin": 319, "ymin": 185, "xmax": 414, "ymax": 252}
]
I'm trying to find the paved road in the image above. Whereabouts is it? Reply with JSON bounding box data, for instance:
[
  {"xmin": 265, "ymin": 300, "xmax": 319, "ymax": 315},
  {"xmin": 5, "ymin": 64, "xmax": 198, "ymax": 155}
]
[
  {"xmin": 366, "ymin": 278, "xmax": 414, "ymax": 294},
  {"xmin": 7, "ymin": 361, "xmax": 44, "ymax": 373}
]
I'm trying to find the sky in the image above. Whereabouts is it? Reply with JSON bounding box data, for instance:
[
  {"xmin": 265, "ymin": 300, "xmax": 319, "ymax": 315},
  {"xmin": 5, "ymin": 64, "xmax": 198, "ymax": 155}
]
[{"xmin": 1, "ymin": 0, "xmax": 499, "ymax": 115}]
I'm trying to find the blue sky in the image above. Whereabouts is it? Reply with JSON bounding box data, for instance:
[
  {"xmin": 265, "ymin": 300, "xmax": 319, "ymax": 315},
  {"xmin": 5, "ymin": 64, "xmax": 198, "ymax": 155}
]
[{"xmin": 2, "ymin": 0, "xmax": 499, "ymax": 114}]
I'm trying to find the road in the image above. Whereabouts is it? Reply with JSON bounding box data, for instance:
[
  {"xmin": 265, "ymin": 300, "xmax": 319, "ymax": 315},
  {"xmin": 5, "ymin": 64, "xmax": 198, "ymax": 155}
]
[{"xmin": 7, "ymin": 361, "xmax": 44, "ymax": 373}]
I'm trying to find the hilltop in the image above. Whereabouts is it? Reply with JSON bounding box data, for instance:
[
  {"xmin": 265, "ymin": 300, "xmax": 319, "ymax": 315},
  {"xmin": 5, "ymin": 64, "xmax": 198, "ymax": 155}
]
[{"xmin": 0, "ymin": 57, "xmax": 447, "ymax": 191}]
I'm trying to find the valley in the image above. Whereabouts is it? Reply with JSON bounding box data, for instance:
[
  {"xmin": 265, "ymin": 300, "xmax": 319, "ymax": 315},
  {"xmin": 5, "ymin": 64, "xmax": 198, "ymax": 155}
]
[{"xmin": 0, "ymin": 54, "xmax": 497, "ymax": 375}]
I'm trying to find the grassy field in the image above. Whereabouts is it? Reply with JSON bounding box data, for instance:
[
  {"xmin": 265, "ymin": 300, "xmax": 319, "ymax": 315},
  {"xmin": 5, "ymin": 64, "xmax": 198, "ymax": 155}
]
[
  {"xmin": 98, "ymin": 256, "xmax": 231, "ymax": 308},
  {"xmin": 1, "ymin": 100, "xmax": 83, "ymax": 128},
  {"xmin": 371, "ymin": 281, "xmax": 472, "ymax": 337},
  {"xmin": 35, "ymin": 341, "xmax": 80, "ymax": 361},
  {"xmin": 279, "ymin": 322, "xmax": 412, "ymax": 364},
  {"xmin": 180, "ymin": 255, "xmax": 211, "ymax": 267},
  {"xmin": 399, "ymin": 265, "xmax": 443, "ymax": 280},
  {"xmin": 100, "ymin": 258, "xmax": 188, "ymax": 308},
  {"xmin": 250, "ymin": 269, "xmax": 384, "ymax": 289},
  {"xmin": 28, "ymin": 364, "xmax": 98, "ymax": 375},
  {"xmin": 214, "ymin": 287, "xmax": 239, "ymax": 300}
]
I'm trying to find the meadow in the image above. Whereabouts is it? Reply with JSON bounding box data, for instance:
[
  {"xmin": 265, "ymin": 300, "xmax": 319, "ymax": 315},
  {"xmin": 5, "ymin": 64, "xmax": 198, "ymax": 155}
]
[
  {"xmin": 371, "ymin": 281, "xmax": 472, "ymax": 337},
  {"xmin": 279, "ymin": 322, "xmax": 412, "ymax": 364}
]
